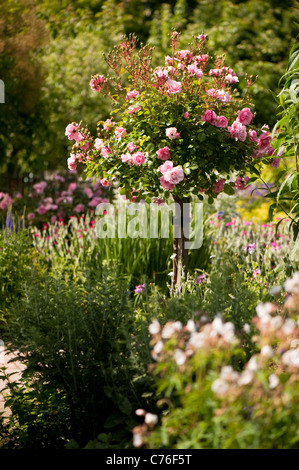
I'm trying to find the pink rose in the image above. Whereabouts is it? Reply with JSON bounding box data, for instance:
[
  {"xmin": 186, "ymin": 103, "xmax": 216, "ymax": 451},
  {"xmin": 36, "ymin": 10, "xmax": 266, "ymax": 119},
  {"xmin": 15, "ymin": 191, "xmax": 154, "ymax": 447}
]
[
  {"xmin": 103, "ymin": 118, "xmax": 115, "ymax": 130},
  {"xmin": 67, "ymin": 154, "xmax": 77, "ymax": 171},
  {"xmin": 184, "ymin": 112, "xmax": 189, "ymax": 119},
  {"xmin": 65, "ymin": 122, "xmax": 79, "ymax": 141},
  {"xmin": 248, "ymin": 129, "xmax": 257, "ymax": 142},
  {"xmin": 237, "ymin": 107, "xmax": 254, "ymax": 125},
  {"xmin": 156, "ymin": 147, "xmax": 171, "ymax": 160},
  {"xmin": 126, "ymin": 90, "xmax": 139, "ymax": 100},
  {"xmin": 33, "ymin": 181, "xmax": 47, "ymax": 193},
  {"xmin": 127, "ymin": 142, "xmax": 137, "ymax": 152},
  {"xmin": 159, "ymin": 160, "xmax": 173, "ymax": 174},
  {"xmin": 89, "ymin": 74, "xmax": 104, "ymax": 92},
  {"xmin": 201, "ymin": 109, "xmax": 217, "ymax": 124},
  {"xmin": 74, "ymin": 204, "xmax": 85, "ymax": 213},
  {"xmin": 50, "ymin": 215, "xmax": 58, "ymax": 223},
  {"xmin": 235, "ymin": 175, "xmax": 250, "ymax": 190},
  {"xmin": 68, "ymin": 183, "xmax": 77, "ymax": 193},
  {"xmin": 84, "ymin": 187, "xmax": 93, "ymax": 198},
  {"xmin": 132, "ymin": 151, "xmax": 145, "ymax": 165},
  {"xmin": 164, "ymin": 166, "xmax": 184, "ymax": 185},
  {"xmin": 258, "ymin": 131, "xmax": 271, "ymax": 151},
  {"xmin": 166, "ymin": 127, "xmax": 181, "ymax": 140},
  {"xmin": 176, "ymin": 50, "xmax": 192, "ymax": 62},
  {"xmin": 160, "ymin": 176, "xmax": 175, "ymax": 190},
  {"xmin": 100, "ymin": 178, "xmax": 113, "ymax": 187},
  {"xmin": 121, "ymin": 153, "xmax": 133, "ymax": 165},
  {"xmin": 214, "ymin": 178, "xmax": 225, "ymax": 193},
  {"xmin": 215, "ymin": 116, "xmax": 228, "ymax": 128},
  {"xmin": 226, "ymin": 74, "xmax": 239, "ymax": 84},
  {"xmin": 228, "ymin": 120, "xmax": 247, "ymax": 142},
  {"xmin": 166, "ymin": 79, "xmax": 181, "ymax": 94},
  {"xmin": 114, "ymin": 127, "xmax": 127, "ymax": 141},
  {"xmin": 187, "ymin": 64, "xmax": 203, "ymax": 78},
  {"xmin": 128, "ymin": 105, "xmax": 141, "ymax": 114},
  {"xmin": 27, "ymin": 212, "xmax": 35, "ymax": 220}
]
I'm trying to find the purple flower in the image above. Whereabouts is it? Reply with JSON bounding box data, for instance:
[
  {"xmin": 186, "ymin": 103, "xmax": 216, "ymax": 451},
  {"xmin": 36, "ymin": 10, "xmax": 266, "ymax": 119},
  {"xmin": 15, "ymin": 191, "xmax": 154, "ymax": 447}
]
[
  {"xmin": 195, "ymin": 274, "xmax": 206, "ymax": 284},
  {"xmin": 135, "ymin": 284, "xmax": 145, "ymax": 294}
]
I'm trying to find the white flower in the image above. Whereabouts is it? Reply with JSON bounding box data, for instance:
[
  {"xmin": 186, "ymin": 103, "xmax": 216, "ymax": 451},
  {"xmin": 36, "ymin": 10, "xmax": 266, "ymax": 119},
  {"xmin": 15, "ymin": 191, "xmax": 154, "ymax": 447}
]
[
  {"xmin": 246, "ymin": 355, "xmax": 259, "ymax": 372},
  {"xmin": 260, "ymin": 345, "xmax": 273, "ymax": 359},
  {"xmin": 144, "ymin": 413, "xmax": 158, "ymax": 426},
  {"xmin": 284, "ymin": 272, "xmax": 299, "ymax": 294},
  {"xmin": 212, "ymin": 315, "xmax": 225, "ymax": 334},
  {"xmin": 282, "ymin": 348, "xmax": 299, "ymax": 367},
  {"xmin": 243, "ymin": 323, "xmax": 251, "ymax": 334},
  {"xmin": 135, "ymin": 409, "xmax": 146, "ymax": 416},
  {"xmin": 269, "ymin": 374, "xmax": 279, "ymax": 389},
  {"xmin": 149, "ymin": 319, "xmax": 161, "ymax": 335},
  {"xmin": 270, "ymin": 316, "xmax": 283, "ymax": 330},
  {"xmin": 282, "ymin": 318, "xmax": 296, "ymax": 335},
  {"xmin": 153, "ymin": 340, "xmax": 164, "ymax": 357},
  {"xmin": 220, "ymin": 366, "xmax": 239, "ymax": 382},
  {"xmin": 133, "ymin": 433, "xmax": 143, "ymax": 448},
  {"xmin": 174, "ymin": 349, "xmax": 186, "ymax": 366},
  {"xmin": 186, "ymin": 319, "xmax": 196, "ymax": 333},
  {"xmin": 188, "ymin": 332, "xmax": 205, "ymax": 349},
  {"xmin": 256, "ymin": 302, "xmax": 276, "ymax": 319},
  {"xmin": 211, "ymin": 378, "xmax": 229, "ymax": 396},
  {"xmin": 161, "ymin": 321, "xmax": 182, "ymax": 339},
  {"xmin": 238, "ymin": 370, "xmax": 254, "ymax": 386}
]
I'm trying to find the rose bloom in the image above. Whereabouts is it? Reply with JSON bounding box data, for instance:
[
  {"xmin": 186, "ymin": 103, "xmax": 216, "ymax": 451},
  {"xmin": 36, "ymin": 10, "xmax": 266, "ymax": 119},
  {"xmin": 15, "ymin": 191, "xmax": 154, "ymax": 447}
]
[
  {"xmin": 159, "ymin": 160, "xmax": 173, "ymax": 174},
  {"xmin": 126, "ymin": 90, "xmax": 139, "ymax": 100},
  {"xmin": 121, "ymin": 153, "xmax": 133, "ymax": 165},
  {"xmin": 187, "ymin": 64, "xmax": 203, "ymax": 78},
  {"xmin": 114, "ymin": 126, "xmax": 127, "ymax": 140},
  {"xmin": 248, "ymin": 129, "xmax": 257, "ymax": 142},
  {"xmin": 235, "ymin": 175, "xmax": 250, "ymax": 190},
  {"xmin": 228, "ymin": 120, "xmax": 247, "ymax": 141},
  {"xmin": 237, "ymin": 107, "xmax": 254, "ymax": 125},
  {"xmin": 65, "ymin": 122, "xmax": 79, "ymax": 141},
  {"xmin": 132, "ymin": 151, "xmax": 145, "ymax": 165},
  {"xmin": 184, "ymin": 112, "xmax": 189, "ymax": 119},
  {"xmin": 214, "ymin": 178, "xmax": 225, "ymax": 193},
  {"xmin": 166, "ymin": 127, "xmax": 180, "ymax": 139},
  {"xmin": 226, "ymin": 73, "xmax": 239, "ymax": 84},
  {"xmin": 103, "ymin": 118, "xmax": 115, "ymax": 130},
  {"xmin": 164, "ymin": 166, "xmax": 184, "ymax": 185},
  {"xmin": 201, "ymin": 109, "xmax": 217, "ymax": 124},
  {"xmin": 100, "ymin": 178, "xmax": 112, "ymax": 187},
  {"xmin": 156, "ymin": 146, "xmax": 171, "ymax": 160},
  {"xmin": 74, "ymin": 203, "xmax": 85, "ymax": 213},
  {"xmin": 67, "ymin": 154, "xmax": 77, "ymax": 171},
  {"xmin": 160, "ymin": 175, "xmax": 175, "ymax": 190},
  {"xmin": 127, "ymin": 142, "xmax": 137, "ymax": 152},
  {"xmin": 166, "ymin": 79, "xmax": 181, "ymax": 94},
  {"xmin": 128, "ymin": 105, "xmax": 141, "ymax": 114},
  {"xmin": 89, "ymin": 74, "xmax": 104, "ymax": 92},
  {"xmin": 258, "ymin": 131, "xmax": 271, "ymax": 151},
  {"xmin": 94, "ymin": 138, "xmax": 104, "ymax": 150},
  {"xmin": 176, "ymin": 49, "xmax": 192, "ymax": 62},
  {"xmin": 215, "ymin": 116, "xmax": 228, "ymax": 128}
]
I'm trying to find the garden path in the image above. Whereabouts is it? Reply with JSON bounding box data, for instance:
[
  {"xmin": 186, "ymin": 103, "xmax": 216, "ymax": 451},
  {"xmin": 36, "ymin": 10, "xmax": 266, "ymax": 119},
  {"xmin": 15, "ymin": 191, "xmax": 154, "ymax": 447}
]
[{"xmin": 0, "ymin": 342, "xmax": 26, "ymax": 419}]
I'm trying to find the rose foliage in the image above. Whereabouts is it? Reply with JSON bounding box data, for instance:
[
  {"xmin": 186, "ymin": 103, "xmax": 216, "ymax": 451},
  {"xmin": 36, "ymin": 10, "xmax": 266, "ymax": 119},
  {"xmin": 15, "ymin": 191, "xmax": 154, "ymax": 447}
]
[{"xmin": 65, "ymin": 32, "xmax": 279, "ymax": 204}]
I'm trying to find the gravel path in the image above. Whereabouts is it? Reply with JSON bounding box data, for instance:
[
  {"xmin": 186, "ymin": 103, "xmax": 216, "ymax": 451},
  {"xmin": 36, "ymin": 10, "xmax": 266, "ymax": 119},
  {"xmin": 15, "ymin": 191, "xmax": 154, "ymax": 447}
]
[{"xmin": 0, "ymin": 341, "xmax": 26, "ymax": 420}]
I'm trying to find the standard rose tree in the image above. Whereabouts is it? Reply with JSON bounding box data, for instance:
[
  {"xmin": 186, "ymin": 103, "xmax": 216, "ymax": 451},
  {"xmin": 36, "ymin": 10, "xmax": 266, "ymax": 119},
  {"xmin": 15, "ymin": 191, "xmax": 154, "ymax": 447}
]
[{"xmin": 65, "ymin": 32, "xmax": 279, "ymax": 291}]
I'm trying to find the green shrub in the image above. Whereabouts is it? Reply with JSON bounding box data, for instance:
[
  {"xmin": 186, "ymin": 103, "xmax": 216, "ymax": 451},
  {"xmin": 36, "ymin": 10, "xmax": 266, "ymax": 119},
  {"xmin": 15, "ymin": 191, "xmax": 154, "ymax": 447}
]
[{"xmin": 1, "ymin": 266, "xmax": 153, "ymax": 449}]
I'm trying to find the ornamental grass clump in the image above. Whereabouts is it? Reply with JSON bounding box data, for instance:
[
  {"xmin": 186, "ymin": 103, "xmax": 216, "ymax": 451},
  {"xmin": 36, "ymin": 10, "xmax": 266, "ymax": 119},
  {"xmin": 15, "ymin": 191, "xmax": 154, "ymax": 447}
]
[
  {"xmin": 65, "ymin": 31, "xmax": 279, "ymax": 290},
  {"xmin": 133, "ymin": 272, "xmax": 299, "ymax": 449}
]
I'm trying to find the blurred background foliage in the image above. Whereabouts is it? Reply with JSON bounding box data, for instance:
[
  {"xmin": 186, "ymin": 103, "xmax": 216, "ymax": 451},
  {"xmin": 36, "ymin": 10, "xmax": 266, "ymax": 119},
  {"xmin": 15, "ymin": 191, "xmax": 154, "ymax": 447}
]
[{"xmin": 0, "ymin": 0, "xmax": 298, "ymax": 192}]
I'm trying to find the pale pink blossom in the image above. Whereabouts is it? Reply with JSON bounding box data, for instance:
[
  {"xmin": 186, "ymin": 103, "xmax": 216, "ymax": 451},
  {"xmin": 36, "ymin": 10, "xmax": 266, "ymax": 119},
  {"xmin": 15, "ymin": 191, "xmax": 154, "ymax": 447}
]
[
  {"xmin": 126, "ymin": 90, "xmax": 140, "ymax": 100},
  {"xmin": 128, "ymin": 105, "xmax": 141, "ymax": 114},
  {"xmin": 228, "ymin": 120, "xmax": 247, "ymax": 141},
  {"xmin": 176, "ymin": 50, "xmax": 192, "ymax": 62},
  {"xmin": 73, "ymin": 204, "xmax": 85, "ymax": 213},
  {"xmin": 121, "ymin": 153, "xmax": 133, "ymax": 165},
  {"xmin": 237, "ymin": 107, "xmax": 254, "ymax": 125},
  {"xmin": 84, "ymin": 187, "xmax": 93, "ymax": 198},
  {"xmin": 100, "ymin": 178, "xmax": 113, "ymax": 187},
  {"xmin": 215, "ymin": 116, "xmax": 228, "ymax": 128},
  {"xmin": 156, "ymin": 147, "xmax": 171, "ymax": 160},
  {"xmin": 67, "ymin": 154, "xmax": 77, "ymax": 171},
  {"xmin": 89, "ymin": 74, "xmax": 104, "ymax": 92},
  {"xmin": 132, "ymin": 151, "xmax": 146, "ymax": 165},
  {"xmin": 94, "ymin": 138, "xmax": 104, "ymax": 150},
  {"xmin": 187, "ymin": 64, "xmax": 203, "ymax": 78},
  {"xmin": 114, "ymin": 126, "xmax": 127, "ymax": 141},
  {"xmin": 166, "ymin": 79, "xmax": 181, "ymax": 94},
  {"xmin": 159, "ymin": 160, "xmax": 173, "ymax": 174},
  {"xmin": 65, "ymin": 122, "xmax": 79, "ymax": 141},
  {"xmin": 164, "ymin": 166, "xmax": 184, "ymax": 185},
  {"xmin": 248, "ymin": 129, "xmax": 257, "ymax": 142},
  {"xmin": 160, "ymin": 176, "xmax": 175, "ymax": 190},
  {"xmin": 201, "ymin": 109, "xmax": 217, "ymax": 124},
  {"xmin": 226, "ymin": 73, "xmax": 239, "ymax": 84},
  {"xmin": 165, "ymin": 55, "xmax": 174, "ymax": 65},
  {"xmin": 27, "ymin": 212, "xmax": 35, "ymax": 220},
  {"xmin": 166, "ymin": 127, "xmax": 181, "ymax": 140},
  {"xmin": 103, "ymin": 118, "xmax": 115, "ymax": 130},
  {"xmin": 127, "ymin": 142, "xmax": 137, "ymax": 152},
  {"xmin": 33, "ymin": 181, "xmax": 47, "ymax": 193}
]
